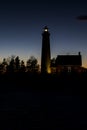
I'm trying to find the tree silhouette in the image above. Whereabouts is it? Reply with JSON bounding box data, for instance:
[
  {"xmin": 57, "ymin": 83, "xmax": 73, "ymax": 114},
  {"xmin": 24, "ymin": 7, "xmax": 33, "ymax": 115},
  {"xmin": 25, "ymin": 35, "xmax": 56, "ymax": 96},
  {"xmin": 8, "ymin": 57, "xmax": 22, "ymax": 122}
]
[
  {"xmin": 26, "ymin": 56, "xmax": 39, "ymax": 73},
  {"xmin": 15, "ymin": 56, "xmax": 20, "ymax": 72},
  {"xmin": 20, "ymin": 60, "xmax": 26, "ymax": 72},
  {"xmin": 51, "ymin": 58, "xmax": 56, "ymax": 67},
  {"xmin": 2, "ymin": 58, "xmax": 8, "ymax": 72},
  {"xmin": 0, "ymin": 58, "xmax": 9, "ymax": 74},
  {"xmin": 0, "ymin": 62, "xmax": 3, "ymax": 73},
  {"xmin": 7, "ymin": 55, "xmax": 15, "ymax": 73},
  {"xmin": 0, "ymin": 55, "xmax": 40, "ymax": 74}
]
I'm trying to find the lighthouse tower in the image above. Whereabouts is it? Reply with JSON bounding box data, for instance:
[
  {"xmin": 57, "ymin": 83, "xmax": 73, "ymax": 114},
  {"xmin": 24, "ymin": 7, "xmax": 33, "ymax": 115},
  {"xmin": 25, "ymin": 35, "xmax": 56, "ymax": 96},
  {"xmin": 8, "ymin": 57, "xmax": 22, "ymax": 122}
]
[{"xmin": 41, "ymin": 26, "xmax": 51, "ymax": 73}]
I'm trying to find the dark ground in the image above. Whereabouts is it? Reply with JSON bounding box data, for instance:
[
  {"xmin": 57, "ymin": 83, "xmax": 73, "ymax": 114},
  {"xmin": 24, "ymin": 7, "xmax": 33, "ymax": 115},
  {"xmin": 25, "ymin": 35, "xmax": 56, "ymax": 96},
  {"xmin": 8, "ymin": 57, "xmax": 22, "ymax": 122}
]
[{"xmin": 0, "ymin": 72, "xmax": 87, "ymax": 129}]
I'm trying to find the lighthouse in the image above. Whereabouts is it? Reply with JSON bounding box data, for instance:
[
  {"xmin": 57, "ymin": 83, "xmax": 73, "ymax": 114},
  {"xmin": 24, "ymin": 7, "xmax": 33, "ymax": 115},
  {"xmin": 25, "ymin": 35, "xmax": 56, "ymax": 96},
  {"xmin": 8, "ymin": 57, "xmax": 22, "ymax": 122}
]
[{"xmin": 41, "ymin": 26, "xmax": 51, "ymax": 73}]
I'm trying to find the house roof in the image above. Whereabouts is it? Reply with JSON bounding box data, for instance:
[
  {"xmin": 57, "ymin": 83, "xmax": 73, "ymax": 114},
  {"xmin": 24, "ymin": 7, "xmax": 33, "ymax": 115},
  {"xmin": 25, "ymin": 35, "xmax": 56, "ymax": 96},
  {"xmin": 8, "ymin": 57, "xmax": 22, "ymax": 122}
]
[{"xmin": 56, "ymin": 54, "xmax": 82, "ymax": 66}]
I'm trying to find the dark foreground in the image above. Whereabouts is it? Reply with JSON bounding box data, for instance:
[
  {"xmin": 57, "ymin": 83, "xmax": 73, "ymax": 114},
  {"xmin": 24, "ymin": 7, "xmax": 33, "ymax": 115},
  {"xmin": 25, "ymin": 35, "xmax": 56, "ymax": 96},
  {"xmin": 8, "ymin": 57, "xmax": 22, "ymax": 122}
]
[{"xmin": 0, "ymin": 73, "xmax": 87, "ymax": 129}]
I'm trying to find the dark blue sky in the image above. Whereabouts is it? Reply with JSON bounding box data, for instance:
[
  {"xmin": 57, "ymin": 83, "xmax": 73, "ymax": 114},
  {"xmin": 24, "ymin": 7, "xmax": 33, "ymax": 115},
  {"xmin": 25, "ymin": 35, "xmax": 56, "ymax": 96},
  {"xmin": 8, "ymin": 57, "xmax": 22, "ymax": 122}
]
[{"xmin": 0, "ymin": 0, "xmax": 87, "ymax": 67}]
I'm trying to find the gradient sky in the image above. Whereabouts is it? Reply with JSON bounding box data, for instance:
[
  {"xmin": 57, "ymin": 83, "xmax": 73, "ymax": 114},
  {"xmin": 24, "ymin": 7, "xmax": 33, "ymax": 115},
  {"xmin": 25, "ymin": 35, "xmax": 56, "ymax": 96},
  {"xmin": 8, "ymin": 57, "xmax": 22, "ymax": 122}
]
[{"xmin": 0, "ymin": 0, "xmax": 87, "ymax": 67}]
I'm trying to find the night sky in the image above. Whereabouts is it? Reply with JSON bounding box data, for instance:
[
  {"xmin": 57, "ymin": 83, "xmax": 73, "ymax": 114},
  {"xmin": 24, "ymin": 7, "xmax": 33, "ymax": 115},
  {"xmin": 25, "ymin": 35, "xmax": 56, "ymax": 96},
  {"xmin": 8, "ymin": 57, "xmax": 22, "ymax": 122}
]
[{"xmin": 0, "ymin": 0, "xmax": 87, "ymax": 67}]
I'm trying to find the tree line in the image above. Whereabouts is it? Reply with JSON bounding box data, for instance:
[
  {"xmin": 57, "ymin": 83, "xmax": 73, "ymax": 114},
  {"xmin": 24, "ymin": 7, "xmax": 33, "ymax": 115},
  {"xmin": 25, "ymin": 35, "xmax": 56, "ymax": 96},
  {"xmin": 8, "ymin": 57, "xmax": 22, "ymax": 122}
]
[{"xmin": 0, "ymin": 55, "xmax": 40, "ymax": 74}]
